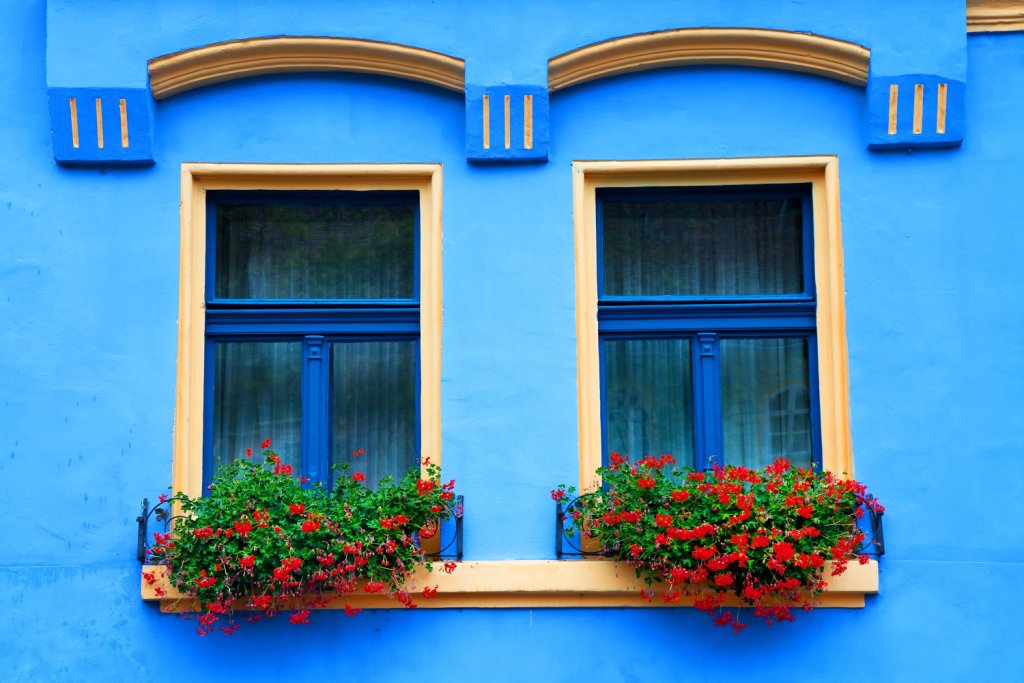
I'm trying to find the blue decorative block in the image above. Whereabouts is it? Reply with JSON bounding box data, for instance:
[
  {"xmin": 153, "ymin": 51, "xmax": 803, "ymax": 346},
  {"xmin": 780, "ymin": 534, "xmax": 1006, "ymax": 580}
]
[
  {"xmin": 466, "ymin": 85, "xmax": 548, "ymax": 162},
  {"xmin": 48, "ymin": 88, "xmax": 154, "ymax": 165},
  {"xmin": 867, "ymin": 75, "xmax": 964, "ymax": 150}
]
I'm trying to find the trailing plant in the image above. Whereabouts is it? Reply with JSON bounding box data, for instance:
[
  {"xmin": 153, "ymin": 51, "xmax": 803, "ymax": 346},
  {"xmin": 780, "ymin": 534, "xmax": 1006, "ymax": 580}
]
[
  {"xmin": 148, "ymin": 441, "xmax": 458, "ymax": 636},
  {"xmin": 553, "ymin": 454, "xmax": 882, "ymax": 632}
]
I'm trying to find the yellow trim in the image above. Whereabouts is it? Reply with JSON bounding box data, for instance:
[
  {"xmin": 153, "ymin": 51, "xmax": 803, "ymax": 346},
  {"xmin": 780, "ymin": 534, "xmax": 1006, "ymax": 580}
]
[
  {"xmin": 144, "ymin": 559, "xmax": 876, "ymax": 610},
  {"xmin": 936, "ymin": 83, "xmax": 948, "ymax": 134},
  {"xmin": 94, "ymin": 98, "xmax": 104, "ymax": 149},
  {"xmin": 548, "ymin": 28, "xmax": 870, "ymax": 92},
  {"xmin": 573, "ymin": 157, "xmax": 854, "ymax": 491},
  {"xmin": 913, "ymin": 84, "xmax": 924, "ymax": 135},
  {"xmin": 503, "ymin": 95, "xmax": 511, "ymax": 149},
  {"xmin": 482, "ymin": 94, "xmax": 491, "ymax": 149},
  {"xmin": 524, "ymin": 94, "xmax": 534, "ymax": 150},
  {"xmin": 887, "ymin": 84, "xmax": 899, "ymax": 135},
  {"xmin": 174, "ymin": 163, "xmax": 443, "ymax": 500},
  {"xmin": 118, "ymin": 99, "xmax": 129, "ymax": 148},
  {"xmin": 149, "ymin": 36, "xmax": 465, "ymax": 100},
  {"xmin": 68, "ymin": 97, "xmax": 79, "ymax": 148},
  {"xmin": 967, "ymin": 1, "xmax": 1024, "ymax": 32}
]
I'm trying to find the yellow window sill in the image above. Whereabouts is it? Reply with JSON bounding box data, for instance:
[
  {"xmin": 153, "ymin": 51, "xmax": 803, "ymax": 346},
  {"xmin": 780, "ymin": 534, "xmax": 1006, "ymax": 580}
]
[{"xmin": 142, "ymin": 559, "xmax": 877, "ymax": 611}]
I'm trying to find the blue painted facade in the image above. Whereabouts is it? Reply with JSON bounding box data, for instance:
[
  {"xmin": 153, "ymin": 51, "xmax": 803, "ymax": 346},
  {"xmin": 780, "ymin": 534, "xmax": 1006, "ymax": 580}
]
[{"xmin": 2, "ymin": 1, "xmax": 1024, "ymax": 680}]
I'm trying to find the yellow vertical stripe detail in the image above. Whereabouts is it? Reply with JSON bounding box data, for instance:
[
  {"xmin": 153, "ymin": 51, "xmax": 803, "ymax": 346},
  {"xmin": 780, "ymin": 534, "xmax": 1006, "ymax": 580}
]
[
  {"xmin": 69, "ymin": 97, "xmax": 80, "ymax": 148},
  {"xmin": 524, "ymin": 95, "xmax": 534, "ymax": 150},
  {"xmin": 913, "ymin": 84, "xmax": 924, "ymax": 135},
  {"xmin": 936, "ymin": 83, "xmax": 948, "ymax": 134},
  {"xmin": 887, "ymin": 84, "xmax": 898, "ymax": 135},
  {"xmin": 119, "ymin": 99, "xmax": 129, "ymax": 148},
  {"xmin": 503, "ymin": 95, "xmax": 511, "ymax": 149},
  {"xmin": 95, "ymin": 98, "xmax": 104, "ymax": 149},
  {"xmin": 482, "ymin": 95, "xmax": 490, "ymax": 149}
]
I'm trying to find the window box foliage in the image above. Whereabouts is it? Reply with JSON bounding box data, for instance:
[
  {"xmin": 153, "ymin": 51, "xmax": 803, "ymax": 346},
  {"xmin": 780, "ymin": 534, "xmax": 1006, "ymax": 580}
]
[
  {"xmin": 553, "ymin": 455, "xmax": 882, "ymax": 631},
  {"xmin": 146, "ymin": 443, "xmax": 458, "ymax": 636}
]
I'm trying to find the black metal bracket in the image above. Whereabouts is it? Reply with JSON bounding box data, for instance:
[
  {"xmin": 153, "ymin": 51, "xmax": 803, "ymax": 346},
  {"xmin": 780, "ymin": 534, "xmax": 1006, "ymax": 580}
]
[
  {"xmin": 555, "ymin": 493, "xmax": 884, "ymax": 559},
  {"xmin": 555, "ymin": 493, "xmax": 604, "ymax": 559},
  {"xmin": 427, "ymin": 494, "xmax": 464, "ymax": 561},
  {"xmin": 137, "ymin": 493, "xmax": 465, "ymax": 563},
  {"xmin": 136, "ymin": 496, "xmax": 177, "ymax": 563},
  {"xmin": 858, "ymin": 494, "xmax": 885, "ymax": 558}
]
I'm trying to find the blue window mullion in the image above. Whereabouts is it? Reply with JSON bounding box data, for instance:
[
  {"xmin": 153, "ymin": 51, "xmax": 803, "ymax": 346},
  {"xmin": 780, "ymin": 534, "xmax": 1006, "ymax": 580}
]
[
  {"xmin": 694, "ymin": 333, "xmax": 723, "ymax": 470},
  {"xmin": 302, "ymin": 336, "xmax": 329, "ymax": 486}
]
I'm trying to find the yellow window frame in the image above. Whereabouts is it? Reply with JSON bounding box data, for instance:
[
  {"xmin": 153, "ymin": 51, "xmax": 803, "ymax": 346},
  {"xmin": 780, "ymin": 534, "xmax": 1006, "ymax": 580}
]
[
  {"xmin": 572, "ymin": 156, "xmax": 854, "ymax": 492},
  {"xmin": 172, "ymin": 163, "xmax": 443, "ymax": 500}
]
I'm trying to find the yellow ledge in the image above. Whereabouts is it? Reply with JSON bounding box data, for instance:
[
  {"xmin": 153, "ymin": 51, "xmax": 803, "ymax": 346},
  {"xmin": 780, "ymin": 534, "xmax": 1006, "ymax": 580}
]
[
  {"xmin": 142, "ymin": 559, "xmax": 877, "ymax": 611},
  {"xmin": 967, "ymin": 1, "xmax": 1024, "ymax": 32},
  {"xmin": 548, "ymin": 28, "xmax": 870, "ymax": 92}
]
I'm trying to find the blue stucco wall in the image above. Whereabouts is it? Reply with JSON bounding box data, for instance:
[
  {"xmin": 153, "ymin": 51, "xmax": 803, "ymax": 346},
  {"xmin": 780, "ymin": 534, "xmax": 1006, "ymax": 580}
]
[{"xmin": 3, "ymin": 1, "xmax": 1024, "ymax": 680}]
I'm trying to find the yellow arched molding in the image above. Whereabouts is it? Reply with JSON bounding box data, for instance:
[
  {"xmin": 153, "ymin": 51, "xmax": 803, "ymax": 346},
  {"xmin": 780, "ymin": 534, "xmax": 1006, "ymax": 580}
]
[
  {"xmin": 967, "ymin": 1, "xmax": 1024, "ymax": 32},
  {"xmin": 150, "ymin": 37, "xmax": 465, "ymax": 99},
  {"xmin": 573, "ymin": 157, "xmax": 854, "ymax": 492},
  {"xmin": 549, "ymin": 28, "xmax": 870, "ymax": 92},
  {"xmin": 174, "ymin": 163, "xmax": 443, "ymax": 500}
]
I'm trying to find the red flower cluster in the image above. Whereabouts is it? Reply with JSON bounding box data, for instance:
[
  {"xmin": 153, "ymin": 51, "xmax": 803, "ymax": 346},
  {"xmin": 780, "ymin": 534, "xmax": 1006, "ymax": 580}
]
[
  {"xmin": 379, "ymin": 514, "xmax": 409, "ymax": 530},
  {"xmin": 569, "ymin": 455, "xmax": 880, "ymax": 631},
  {"xmin": 160, "ymin": 443, "xmax": 457, "ymax": 635}
]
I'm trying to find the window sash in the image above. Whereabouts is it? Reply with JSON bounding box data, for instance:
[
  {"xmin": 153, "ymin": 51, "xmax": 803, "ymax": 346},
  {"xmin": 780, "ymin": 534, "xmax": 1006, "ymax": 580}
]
[
  {"xmin": 596, "ymin": 185, "xmax": 816, "ymax": 301},
  {"xmin": 206, "ymin": 190, "xmax": 421, "ymax": 305},
  {"xmin": 202, "ymin": 191, "xmax": 422, "ymax": 489},
  {"xmin": 599, "ymin": 330, "xmax": 821, "ymax": 470},
  {"xmin": 596, "ymin": 184, "xmax": 821, "ymax": 471}
]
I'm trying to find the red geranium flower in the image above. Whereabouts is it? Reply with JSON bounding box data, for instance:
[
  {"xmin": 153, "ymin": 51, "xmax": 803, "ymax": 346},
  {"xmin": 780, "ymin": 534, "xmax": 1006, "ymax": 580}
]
[{"xmin": 773, "ymin": 541, "xmax": 796, "ymax": 563}]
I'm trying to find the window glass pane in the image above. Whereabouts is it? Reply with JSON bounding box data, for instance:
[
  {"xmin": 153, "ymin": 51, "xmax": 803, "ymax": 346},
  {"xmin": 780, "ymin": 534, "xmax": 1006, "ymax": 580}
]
[
  {"xmin": 601, "ymin": 194, "xmax": 804, "ymax": 297},
  {"xmin": 603, "ymin": 338, "xmax": 694, "ymax": 464},
  {"xmin": 331, "ymin": 341, "xmax": 417, "ymax": 489},
  {"xmin": 720, "ymin": 338, "xmax": 812, "ymax": 469},
  {"xmin": 215, "ymin": 198, "xmax": 415, "ymax": 299},
  {"xmin": 213, "ymin": 341, "xmax": 302, "ymax": 471}
]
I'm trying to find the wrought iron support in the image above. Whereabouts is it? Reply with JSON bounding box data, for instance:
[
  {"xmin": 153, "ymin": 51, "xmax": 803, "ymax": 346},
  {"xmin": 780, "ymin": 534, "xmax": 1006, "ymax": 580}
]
[
  {"xmin": 427, "ymin": 494, "xmax": 464, "ymax": 561},
  {"xmin": 136, "ymin": 498, "xmax": 149, "ymax": 563},
  {"xmin": 136, "ymin": 495, "xmax": 175, "ymax": 563},
  {"xmin": 555, "ymin": 493, "xmax": 885, "ymax": 559},
  {"xmin": 554, "ymin": 493, "xmax": 604, "ymax": 559},
  {"xmin": 138, "ymin": 493, "xmax": 465, "ymax": 563},
  {"xmin": 859, "ymin": 494, "xmax": 885, "ymax": 557}
]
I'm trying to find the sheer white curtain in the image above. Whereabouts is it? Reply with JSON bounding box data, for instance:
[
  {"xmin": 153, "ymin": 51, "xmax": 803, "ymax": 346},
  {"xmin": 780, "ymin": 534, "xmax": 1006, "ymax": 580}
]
[
  {"xmin": 602, "ymin": 198, "xmax": 804, "ymax": 297},
  {"xmin": 604, "ymin": 338, "xmax": 694, "ymax": 462},
  {"xmin": 720, "ymin": 338, "xmax": 812, "ymax": 469},
  {"xmin": 330, "ymin": 341, "xmax": 417, "ymax": 488},
  {"xmin": 213, "ymin": 341, "xmax": 303, "ymax": 469},
  {"xmin": 216, "ymin": 202, "xmax": 415, "ymax": 300}
]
